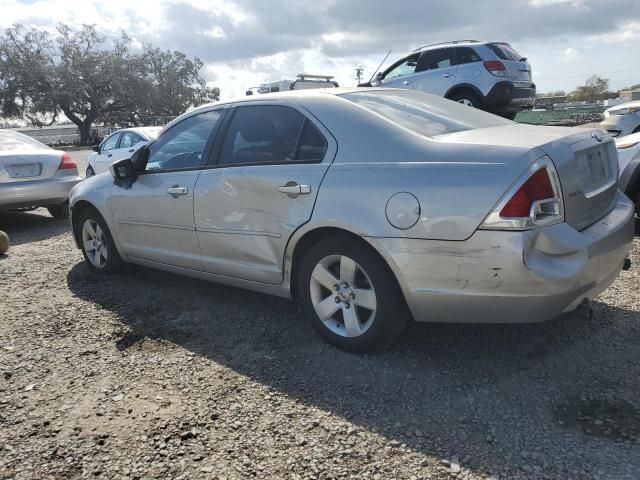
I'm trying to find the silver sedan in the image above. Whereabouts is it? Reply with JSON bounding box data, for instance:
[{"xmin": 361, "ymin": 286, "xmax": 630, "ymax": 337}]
[
  {"xmin": 69, "ymin": 89, "xmax": 634, "ymax": 352},
  {"xmin": 0, "ymin": 130, "xmax": 81, "ymax": 218}
]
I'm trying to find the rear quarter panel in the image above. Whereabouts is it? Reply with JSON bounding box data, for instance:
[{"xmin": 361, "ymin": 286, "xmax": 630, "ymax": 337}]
[{"xmin": 303, "ymin": 95, "xmax": 542, "ymax": 240}]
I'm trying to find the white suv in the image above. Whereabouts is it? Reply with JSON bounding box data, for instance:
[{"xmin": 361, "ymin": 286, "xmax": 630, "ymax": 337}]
[{"xmin": 360, "ymin": 40, "xmax": 535, "ymax": 119}]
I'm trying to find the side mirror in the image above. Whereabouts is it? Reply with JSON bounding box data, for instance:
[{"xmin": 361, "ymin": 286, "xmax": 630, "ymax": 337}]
[
  {"xmin": 109, "ymin": 158, "xmax": 136, "ymax": 181},
  {"xmin": 245, "ymin": 90, "xmax": 253, "ymax": 96},
  {"xmin": 375, "ymin": 72, "xmax": 384, "ymax": 81},
  {"xmin": 93, "ymin": 145, "xmax": 101, "ymax": 153}
]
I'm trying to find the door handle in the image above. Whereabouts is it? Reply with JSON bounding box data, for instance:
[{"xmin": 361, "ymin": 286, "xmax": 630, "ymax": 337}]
[
  {"xmin": 107, "ymin": 154, "xmax": 112, "ymax": 157},
  {"xmin": 278, "ymin": 183, "xmax": 311, "ymax": 196},
  {"xmin": 403, "ymin": 80, "xmax": 411, "ymax": 85},
  {"xmin": 442, "ymin": 73, "xmax": 452, "ymax": 78},
  {"xmin": 128, "ymin": 149, "xmax": 135, "ymax": 153},
  {"xmin": 167, "ymin": 185, "xmax": 188, "ymax": 197}
]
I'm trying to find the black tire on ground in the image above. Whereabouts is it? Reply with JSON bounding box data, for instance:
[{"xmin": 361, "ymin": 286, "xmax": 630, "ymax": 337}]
[
  {"xmin": 75, "ymin": 206, "xmax": 124, "ymax": 274},
  {"xmin": 86, "ymin": 166, "xmax": 95, "ymax": 178},
  {"xmin": 501, "ymin": 112, "xmax": 518, "ymax": 121},
  {"xmin": 298, "ymin": 234, "xmax": 409, "ymax": 353},
  {"xmin": 448, "ymin": 90, "xmax": 483, "ymax": 109},
  {"xmin": 47, "ymin": 203, "xmax": 70, "ymax": 219}
]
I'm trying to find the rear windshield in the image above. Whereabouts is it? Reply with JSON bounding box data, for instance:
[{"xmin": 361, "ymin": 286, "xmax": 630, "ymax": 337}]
[
  {"xmin": 0, "ymin": 131, "xmax": 48, "ymax": 151},
  {"xmin": 341, "ymin": 90, "xmax": 511, "ymax": 138},
  {"xmin": 487, "ymin": 43, "xmax": 523, "ymax": 61}
]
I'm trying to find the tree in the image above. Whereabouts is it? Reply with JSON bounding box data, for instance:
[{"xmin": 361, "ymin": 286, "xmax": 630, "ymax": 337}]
[
  {"xmin": 568, "ymin": 75, "xmax": 611, "ymax": 103},
  {"xmin": 0, "ymin": 23, "xmax": 220, "ymax": 144}
]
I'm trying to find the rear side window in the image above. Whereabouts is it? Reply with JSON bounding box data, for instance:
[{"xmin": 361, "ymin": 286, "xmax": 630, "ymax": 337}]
[
  {"xmin": 296, "ymin": 121, "xmax": 328, "ymax": 162},
  {"xmin": 119, "ymin": 132, "xmax": 140, "ymax": 149},
  {"xmin": 421, "ymin": 48, "xmax": 455, "ymax": 70},
  {"xmin": 341, "ymin": 90, "xmax": 511, "ymax": 138},
  {"xmin": 219, "ymin": 105, "xmax": 326, "ymax": 165},
  {"xmin": 455, "ymin": 47, "xmax": 481, "ymax": 65},
  {"xmin": 487, "ymin": 43, "xmax": 522, "ymax": 61}
]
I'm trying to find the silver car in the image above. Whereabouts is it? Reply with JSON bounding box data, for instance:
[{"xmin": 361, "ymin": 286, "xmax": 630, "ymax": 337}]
[
  {"xmin": 600, "ymin": 100, "xmax": 640, "ymax": 138},
  {"xmin": 0, "ymin": 130, "xmax": 81, "ymax": 218},
  {"xmin": 69, "ymin": 89, "xmax": 634, "ymax": 352}
]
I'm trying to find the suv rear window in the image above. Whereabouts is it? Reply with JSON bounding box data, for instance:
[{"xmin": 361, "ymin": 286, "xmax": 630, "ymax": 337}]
[
  {"xmin": 487, "ymin": 43, "xmax": 522, "ymax": 61},
  {"xmin": 341, "ymin": 90, "xmax": 510, "ymax": 138}
]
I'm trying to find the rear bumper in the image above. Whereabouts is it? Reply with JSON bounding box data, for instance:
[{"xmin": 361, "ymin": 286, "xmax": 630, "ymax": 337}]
[
  {"xmin": 368, "ymin": 191, "xmax": 634, "ymax": 323},
  {"xmin": 0, "ymin": 173, "xmax": 81, "ymax": 211},
  {"xmin": 485, "ymin": 81, "xmax": 536, "ymax": 113}
]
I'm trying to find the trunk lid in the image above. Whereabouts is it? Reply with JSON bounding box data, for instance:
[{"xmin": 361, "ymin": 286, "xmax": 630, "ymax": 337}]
[
  {"xmin": 0, "ymin": 150, "xmax": 63, "ymax": 184},
  {"xmin": 436, "ymin": 124, "xmax": 618, "ymax": 231}
]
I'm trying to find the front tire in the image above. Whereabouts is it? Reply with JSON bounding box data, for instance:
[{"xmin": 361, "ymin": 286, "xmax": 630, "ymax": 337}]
[
  {"xmin": 47, "ymin": 203, "xmax": 70, "ymax": 219},
  {"xmin": 298, "ymin": 235, "xmax": 408, "ymax": 353},
  {"xmin": 86, "ymin": 166, "xmax": 95, "ymax": 178},
  {"xmin": 76, "ymin": 207, "xmax": 124, "ymax": 274}
]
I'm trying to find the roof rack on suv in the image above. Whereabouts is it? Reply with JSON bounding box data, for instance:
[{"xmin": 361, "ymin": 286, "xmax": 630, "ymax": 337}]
[{"xmin": 412, "ymin": 40, "xmax": 480, "ymax": 52}]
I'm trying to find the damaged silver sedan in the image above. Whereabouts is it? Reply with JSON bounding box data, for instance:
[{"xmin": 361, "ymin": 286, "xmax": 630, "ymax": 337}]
[{"xmin": 69, "ymin": 89, "xmax": 634, "ymax": 352}]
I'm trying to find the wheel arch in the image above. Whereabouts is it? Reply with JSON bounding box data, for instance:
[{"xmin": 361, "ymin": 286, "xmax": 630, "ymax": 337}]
[
  {"xmin": 286, "ymin": 225, "xmax": 408, "ymax": 309},
  {"xmin": 445, "ymin": 83, "xmax": 485, "ymax": 105},
  {"xmin": 71, "ymin": 200, "xmax": 98, "ymax": 248}
]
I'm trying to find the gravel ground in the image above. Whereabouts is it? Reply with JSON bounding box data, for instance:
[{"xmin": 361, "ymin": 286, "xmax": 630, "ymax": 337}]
[{"xmin": 1, "ymin": 152, "xmax": 640, "ymax": 479}]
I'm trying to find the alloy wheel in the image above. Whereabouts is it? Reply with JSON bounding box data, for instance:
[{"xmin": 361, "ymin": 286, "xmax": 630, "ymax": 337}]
[
  {"xmin": 82, "ymin": 219, "xmax": 108, "ymax": 269},
  {"xmin": 309, "ymin": 254, "xmax": 377, "ymax": 338}
]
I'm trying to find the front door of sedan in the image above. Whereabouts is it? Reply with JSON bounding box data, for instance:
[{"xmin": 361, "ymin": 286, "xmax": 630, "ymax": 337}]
[
  {"xmin": 93, "ymin": 132, "xmax": 122, "ymax": 174},
  {"xmin": 110, "ymin": 109, "xmax": 225, "ymax": 270},
  {"xmin": 194, "ymin": 104, "xmax": 336, "ymax": 284},
  {"xmin": 413, "ymin": 47, "xmax": 458, "ymax": 96}
]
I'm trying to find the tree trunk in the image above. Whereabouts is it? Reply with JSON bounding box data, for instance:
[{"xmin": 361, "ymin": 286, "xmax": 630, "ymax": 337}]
[
  {"xmin": 78, "ymin": 124, "xmax": 91, "ymax": 146},
  {"xmin": 60, "ymin": 106, "xmax": 98, "ymax": 146}
]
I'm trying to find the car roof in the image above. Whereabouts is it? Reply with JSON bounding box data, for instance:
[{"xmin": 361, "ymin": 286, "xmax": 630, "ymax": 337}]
[
  {"xmin": 413, "ymin": 40, "xmax": 489, "ymax": 53},
  {"xmin": 193, "ymin": 87, "xmax": 364, "ymax": 111}
]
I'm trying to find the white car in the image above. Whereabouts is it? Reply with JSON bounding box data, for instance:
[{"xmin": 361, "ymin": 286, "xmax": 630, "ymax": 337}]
[
  {"xmin": 616, "ymin": 131, "xmax": 640, "ymax": 213},
  {"xmin": 600, "ymin": 100, "xmax": 640, "ymax": 138},
  {"xmin": 86, "ymin": 127, "xmax": 162, "ymax": 177}
]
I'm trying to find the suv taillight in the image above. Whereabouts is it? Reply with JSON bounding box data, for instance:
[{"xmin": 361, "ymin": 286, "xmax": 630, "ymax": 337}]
[
  {"xmin": 480, "ymin": 157, "xmax": 564, "ymax": 230},
  {"xmin": 484, "ymin": 60, "xmax": 507, "ymax": 77},
  {"xmin": 58, "ymin": 152, "xmax": 77, "ymax": 170}
]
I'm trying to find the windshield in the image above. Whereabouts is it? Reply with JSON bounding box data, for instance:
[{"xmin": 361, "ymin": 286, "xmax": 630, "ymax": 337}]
[{"xmin": 341, "ymin": 90, "xmax": 511, "ymax": 138}]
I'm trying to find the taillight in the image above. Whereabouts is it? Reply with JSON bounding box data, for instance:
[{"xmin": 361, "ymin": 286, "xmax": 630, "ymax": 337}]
[
  {"xmin": 484, "ymin": 60, "xmax": 507, "ymax": 77},
  {"xmin": 480, "ymin": 157, "xmax": 563, "ymax": 230},
  {"xmin": 58, "ymin": 152, "xmax": 77, "ymax": 170}
]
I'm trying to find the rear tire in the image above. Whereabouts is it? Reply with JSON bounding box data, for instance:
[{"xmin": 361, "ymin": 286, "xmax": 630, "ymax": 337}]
[
  {"xmin": 47, "ymin": 203, "xmax": 70, "ymax": 219},
  {"xmin": 298, "ymin": 234, "xmax": 408, "ymax": 353},
  {"xmin": 76, "ymin": 207, "xmax": 124, "ymax": 274},
  {"xmin": 449, "ymin": 90, "xmax": 482, "ymax": 109}
]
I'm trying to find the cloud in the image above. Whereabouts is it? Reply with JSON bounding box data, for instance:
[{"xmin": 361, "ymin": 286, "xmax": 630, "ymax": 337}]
[{"xmin": 1, "ymin": 0, "xmax": 639, "ymax": 98}]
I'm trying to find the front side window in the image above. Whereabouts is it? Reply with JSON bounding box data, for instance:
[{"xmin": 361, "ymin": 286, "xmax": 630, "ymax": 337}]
[
  {"xmin": 422, "ymin": 48, "xmax": 455, "ymax": 70},
  {"xmin": 145, "ymin": 110, "xmax": 223, "ymax": 172},
  {"xmin": 383, "ymin": 54, "xmax": 420, "ymax": 80},
  {"xmin": 220, "ymin": 105, "xmax": 315, "ymax": 166},
  {"xmin": 341, "ymin": 90, "xmax": 510, "ymax": 138},
  {"xmin": 101, "ymin": 133, "xmax": 120, "ymax": 152}
]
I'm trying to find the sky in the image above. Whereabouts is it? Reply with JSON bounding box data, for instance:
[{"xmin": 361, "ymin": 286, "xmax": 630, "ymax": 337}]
[{"xmin": 1, "ymin": 0, "xmax": 640, "ymax": 100}]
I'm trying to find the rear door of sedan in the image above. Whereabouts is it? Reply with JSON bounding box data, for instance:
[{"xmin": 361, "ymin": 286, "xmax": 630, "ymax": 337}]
[{"xmin": 194, "ymin": 102, "xmax": 336, "ymax": 284}]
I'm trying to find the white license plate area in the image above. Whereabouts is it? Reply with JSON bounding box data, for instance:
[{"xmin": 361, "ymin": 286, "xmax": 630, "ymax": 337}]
[
  {"xmin": 7, "ymin": 163, "xmax": 43, "ymax": 178},
  {"xmin": 577, "ymin": 147, "xmax": 611, "ymax": 193}
]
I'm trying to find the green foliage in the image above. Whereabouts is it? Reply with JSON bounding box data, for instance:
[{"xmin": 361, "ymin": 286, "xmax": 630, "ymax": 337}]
[
  {"xmin": 567, "ymin": 75, "xmax": 611, "ymax": 103},
  {"xmin": 0, "ymin": 23, "xmax": 220, "ymax": 144}
]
